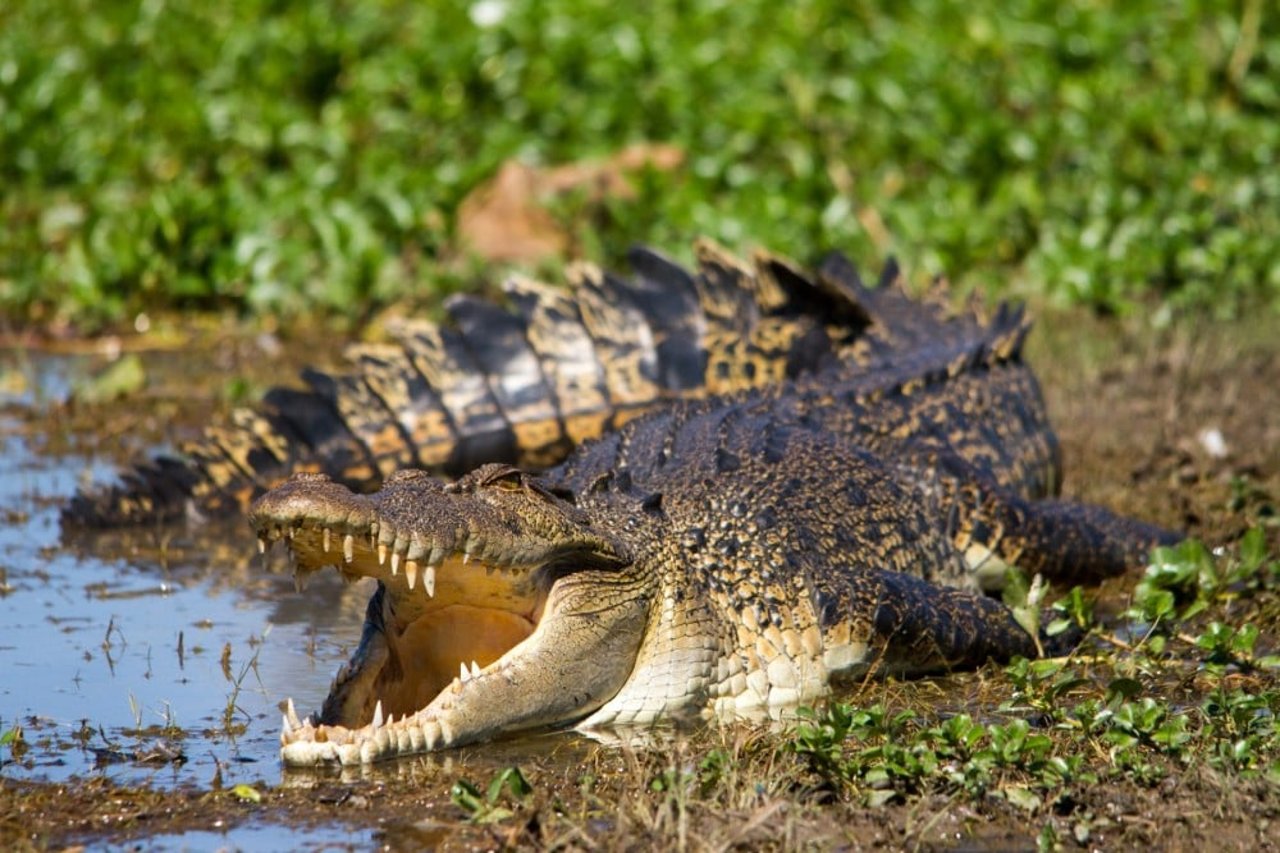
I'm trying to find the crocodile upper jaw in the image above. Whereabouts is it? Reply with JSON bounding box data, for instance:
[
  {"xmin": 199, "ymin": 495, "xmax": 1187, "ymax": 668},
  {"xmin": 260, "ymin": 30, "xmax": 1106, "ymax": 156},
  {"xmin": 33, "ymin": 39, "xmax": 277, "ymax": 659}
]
[{"xmin": 259, "ymin": 517, "xmax": 550, "ymax": 719}]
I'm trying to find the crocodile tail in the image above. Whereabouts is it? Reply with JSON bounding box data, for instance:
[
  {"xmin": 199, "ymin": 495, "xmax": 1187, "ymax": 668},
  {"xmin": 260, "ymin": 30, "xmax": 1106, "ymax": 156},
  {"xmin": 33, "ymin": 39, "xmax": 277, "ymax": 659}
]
[
  {"xmin": 62, "ymin": 455, "xmax": 204, "ymax": 526},
  {"xmin": 63, "ymin": 242, "xmax": 877, "ymax": 527},
  {"xmin": 60, "ymin": 397, "xmax": 367, "ymax": 526}
]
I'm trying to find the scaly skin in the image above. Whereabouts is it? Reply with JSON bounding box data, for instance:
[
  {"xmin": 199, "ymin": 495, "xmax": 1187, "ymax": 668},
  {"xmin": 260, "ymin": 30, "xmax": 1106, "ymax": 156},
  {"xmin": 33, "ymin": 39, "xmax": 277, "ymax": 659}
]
[
  {"xmin": 250, "ymin": 305, "xmax": 1177, "ymax": 765},
  {"xmin": 65, "ymin": 241, "xmax": 987, "ymax": 528},
  {"xmin": 253, "ymin": 452, "xmax": 1040, "ymax": 766}
]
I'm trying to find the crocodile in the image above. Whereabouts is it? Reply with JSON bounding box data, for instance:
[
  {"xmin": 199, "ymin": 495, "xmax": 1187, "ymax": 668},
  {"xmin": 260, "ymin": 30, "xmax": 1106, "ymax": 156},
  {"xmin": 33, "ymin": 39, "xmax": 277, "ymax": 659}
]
[
  {"xmin": 63, "ymin": 241, "xmax": 994, "ymax": 529},
  {"xmin": 251, "ymin": 291, "xmax": 1177, "ymax": 766}
]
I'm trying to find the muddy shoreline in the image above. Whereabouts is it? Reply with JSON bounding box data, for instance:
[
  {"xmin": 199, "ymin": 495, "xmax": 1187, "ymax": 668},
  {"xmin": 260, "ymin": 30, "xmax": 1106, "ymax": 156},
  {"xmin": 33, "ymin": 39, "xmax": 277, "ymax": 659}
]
[{"xmin": 1, "ymin": 305, "xmax": 1277, "ymax": 850}]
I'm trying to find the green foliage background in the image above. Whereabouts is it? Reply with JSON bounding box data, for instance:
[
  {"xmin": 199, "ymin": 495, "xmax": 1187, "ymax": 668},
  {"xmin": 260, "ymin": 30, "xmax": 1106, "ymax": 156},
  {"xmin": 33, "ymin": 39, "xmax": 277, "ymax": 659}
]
[{"xmin": 2, "ymin": 0, "xmax": 1277, "ymax": 326}]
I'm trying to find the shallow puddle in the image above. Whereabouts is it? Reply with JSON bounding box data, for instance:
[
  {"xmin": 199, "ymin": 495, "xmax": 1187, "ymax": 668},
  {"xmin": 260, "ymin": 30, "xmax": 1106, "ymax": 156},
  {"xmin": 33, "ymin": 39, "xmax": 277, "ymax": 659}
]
[
  {"xmin": 97, "ymin": 820, "xmax": 373, "ymax": 851},
  {"xmin": 0, "ymin": 354, "xmax": 377, "ymax": 789}
]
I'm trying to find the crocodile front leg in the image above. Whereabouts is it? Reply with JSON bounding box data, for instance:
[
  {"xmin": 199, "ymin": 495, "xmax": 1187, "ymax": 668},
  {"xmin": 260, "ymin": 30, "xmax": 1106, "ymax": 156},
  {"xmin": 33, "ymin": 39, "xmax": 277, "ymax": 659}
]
[
  {"xmin": 861, "ymin": 569, "xmax": 1051, "ymax": 675},
  {"xmin": 811, "ymin": 567, "xmax": 1051, "ymax": 684},
  {"xmin": 952, "ymin": 486, "xmax": 1179, "ymax": 588}
]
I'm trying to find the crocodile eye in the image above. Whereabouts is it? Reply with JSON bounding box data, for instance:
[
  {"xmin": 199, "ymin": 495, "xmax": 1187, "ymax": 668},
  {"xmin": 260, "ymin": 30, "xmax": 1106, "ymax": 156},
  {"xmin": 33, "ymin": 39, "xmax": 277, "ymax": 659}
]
[
  {"xmin": 493, "ymin": 475, "xmax": 523, "ymax": 492},
  {"xmin": 476, "ymin": 464, "xmax": 526, "ymax": 491}
]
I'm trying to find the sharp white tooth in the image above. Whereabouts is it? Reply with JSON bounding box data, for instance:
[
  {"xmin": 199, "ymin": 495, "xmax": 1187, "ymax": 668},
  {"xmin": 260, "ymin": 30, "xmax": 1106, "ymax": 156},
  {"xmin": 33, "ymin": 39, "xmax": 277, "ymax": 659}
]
[
  {"xmin": 459, "ymin": 662, "xmax": 470, "ymax": 682},
  {"xmin": 469, "ymin": 660, "xmax": 482, "ymax": 679},
  {"xmin": 404, "ymin": 560, "xmax": 418, "ymax": 590},
  {"xmin": 322, "ymin": 527, "xmax": 331, "ymax": 552},
  {"xmin": 257, "ymin": 535, "xmax": 269, "ymax": 554},
  {"xmin": 390, "ymin": 550, "xmax": 400, "ymax": 576},
  {"xmin": 377, "ymin": 543, "xmax": 388, "ymax": 566},
  {"xmin": 286, "ymin": 698, "xmax": 302, "ymax": 730},
  {"xmin": 376, "ymin": 727, "xmax": 392, "ymax": 753},
  {"xmin": 424, "ymin": 565, "xmax": 436, "ymax": 597},
  {"xmin": 372, "ymin": 700, "xmax": 384, "ymax": 730},
  {"xmin": 462, "ymin": 552, "xmax": 470, "ymax": 565},
  {"xmin": 282, "ymin": 714, "xmax": 292, "ymax": 737},
  {"xmin": 287, "ymin": 525, "xmax": 296, "ymax": 540},
  {"xmin": 343, "ymin": 534, "xmax": 355, "ymax": 563}
]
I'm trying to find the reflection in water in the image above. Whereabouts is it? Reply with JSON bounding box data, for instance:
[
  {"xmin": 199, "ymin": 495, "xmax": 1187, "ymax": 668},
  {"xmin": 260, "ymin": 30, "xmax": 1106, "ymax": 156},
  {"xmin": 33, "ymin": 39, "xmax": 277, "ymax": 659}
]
[
  {"xmin": 0, "ymin": 356, "xmax": 622, "ymax": 794},
  {"xmin": 0, "ymin": 413, "xmax": 371, "ymax": 789},
  {"xmin": 0, "ymin": 403, "xmax": 627, "ymax": 849},
  {"xmin": 107, "ymin": 821, "xmax": 373, "ymax": 852}
]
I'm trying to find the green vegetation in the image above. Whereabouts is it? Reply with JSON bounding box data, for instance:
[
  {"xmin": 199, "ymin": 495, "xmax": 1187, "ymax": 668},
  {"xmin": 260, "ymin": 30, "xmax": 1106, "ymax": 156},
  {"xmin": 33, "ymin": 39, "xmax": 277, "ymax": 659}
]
[
  {"xmin": 2, "ymin": 0, "xmax": 1277, "ymax": 327},
  {"xmin": 229, "ymin": 783, "xmax": 262, "ymax": 804},
  {"xmin": 451, "ymin": 766, "xmax": 534, "ymax": 824},
  {"xmin": 780, "ymin": 527, "xmax": 1280, "ymax": 814},
  {"xmin": 458, "ymin": 527, "xmax": 1280, "ymax": 847}
]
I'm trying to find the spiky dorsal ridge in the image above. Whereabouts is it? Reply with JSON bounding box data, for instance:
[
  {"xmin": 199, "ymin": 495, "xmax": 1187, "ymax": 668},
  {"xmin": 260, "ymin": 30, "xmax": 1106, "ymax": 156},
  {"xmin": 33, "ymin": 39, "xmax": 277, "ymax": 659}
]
[{"xmin": 61, "ymin": 241, "xmax": 1002, "ymax": 528}]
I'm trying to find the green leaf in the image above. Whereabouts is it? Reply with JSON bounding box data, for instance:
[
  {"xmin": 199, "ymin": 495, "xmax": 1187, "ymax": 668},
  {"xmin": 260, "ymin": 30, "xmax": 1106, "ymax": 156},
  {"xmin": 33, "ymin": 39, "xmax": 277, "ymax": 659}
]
[
  {"xmin": 1152, "ymin": 718, "xmax": 1192, "ymax": 752},
  {"xmin": 487, "ymin": 766, "xmax": 532, "ymax": 802},
  {"xmin": 1231, "ymin": 624, "xmax": 1260, "ymax": 656},
  {"xmin": 450, "ymin": 780, "xmax": 484, "ymax": 814},
  {"xmin": 473, "ymin": 807, "xmax": 514, "ymax": 825},
  {"xmin": 866, "ymin": 789, "xmax": 897, "ymax": 808},
  {"xmin": 74, "ymin": 354, "xmax": 147, "ymax": 404},
  {"xmin": 230, "ymin": 784, "xmax": 261, "ymax": 803},
  {"xmin": 1239, "ymin": 527, "xmax": 1266, "ymax": 572},
  {"xmin": 1000, "ymin": 785, "xmax": 1041, "ymax": 812}
]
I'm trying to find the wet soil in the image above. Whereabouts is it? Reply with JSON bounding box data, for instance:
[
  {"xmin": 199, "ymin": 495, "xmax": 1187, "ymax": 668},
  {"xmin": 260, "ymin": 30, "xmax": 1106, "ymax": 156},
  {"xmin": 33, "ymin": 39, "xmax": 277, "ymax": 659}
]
[{"xmin": 0, "ymin": 304, "xmax": 1277, "ymax": 850}]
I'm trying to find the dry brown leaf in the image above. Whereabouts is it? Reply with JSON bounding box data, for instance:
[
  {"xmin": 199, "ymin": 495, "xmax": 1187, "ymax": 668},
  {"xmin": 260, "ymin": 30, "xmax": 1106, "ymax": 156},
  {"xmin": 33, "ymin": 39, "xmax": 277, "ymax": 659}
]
[{"xmin": 456, "ymin": 143, "xmax": 684, "ymax": 264}]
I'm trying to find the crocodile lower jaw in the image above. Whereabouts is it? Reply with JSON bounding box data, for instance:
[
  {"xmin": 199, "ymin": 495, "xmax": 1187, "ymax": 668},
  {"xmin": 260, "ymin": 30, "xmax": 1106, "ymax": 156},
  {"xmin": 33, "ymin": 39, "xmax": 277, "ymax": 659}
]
[{"xmin": 278, "ymin": 675, "xmax": 485, "ymax": 766}]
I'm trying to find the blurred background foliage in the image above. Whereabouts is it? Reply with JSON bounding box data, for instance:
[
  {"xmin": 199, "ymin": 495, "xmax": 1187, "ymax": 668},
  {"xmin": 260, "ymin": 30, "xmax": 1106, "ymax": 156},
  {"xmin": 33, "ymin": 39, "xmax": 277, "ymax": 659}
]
[{"xmin": 1, "ymin": 0, "xmax": 1277, "ymax": 328}]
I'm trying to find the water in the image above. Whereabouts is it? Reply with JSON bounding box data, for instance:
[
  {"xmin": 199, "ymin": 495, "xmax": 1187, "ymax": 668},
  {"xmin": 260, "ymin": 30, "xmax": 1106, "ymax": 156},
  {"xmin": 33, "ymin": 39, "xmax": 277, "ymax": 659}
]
[
  {"xmin": 0, "ymin": 349, "xmax": 625, "ymax": 851},
  {"xmin": 97, "ymin": 821, "xmax": 373, "ymax": 852},
  {"xmin": 0, "ymin": 354, "xmax": 372, "ymax": 790}
]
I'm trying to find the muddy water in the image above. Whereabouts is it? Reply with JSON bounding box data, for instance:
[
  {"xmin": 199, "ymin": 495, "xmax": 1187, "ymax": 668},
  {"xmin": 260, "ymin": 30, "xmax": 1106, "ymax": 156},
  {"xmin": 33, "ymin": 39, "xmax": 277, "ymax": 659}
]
[{"xmin": 0, "ymin": 354, "xmax": 375, "ymax": 790}]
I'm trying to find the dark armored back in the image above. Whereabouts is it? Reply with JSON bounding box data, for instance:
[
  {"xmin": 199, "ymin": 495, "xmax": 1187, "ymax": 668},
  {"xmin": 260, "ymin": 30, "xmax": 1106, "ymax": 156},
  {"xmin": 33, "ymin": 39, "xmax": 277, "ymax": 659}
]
[{"xmin": 63, "ymin": 241, "xmax": 1010, "ymax": 527}]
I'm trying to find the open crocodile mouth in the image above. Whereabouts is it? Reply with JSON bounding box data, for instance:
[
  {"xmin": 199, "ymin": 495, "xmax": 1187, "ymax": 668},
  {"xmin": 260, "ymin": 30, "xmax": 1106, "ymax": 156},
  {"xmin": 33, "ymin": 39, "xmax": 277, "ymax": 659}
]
[
  {"xmin": 247, "ymin": 468, "xmax": 621, "ymax": 765},
  {"xmin": 259, "ymin": 516, "xmax": 547, "ymax": 711}
]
